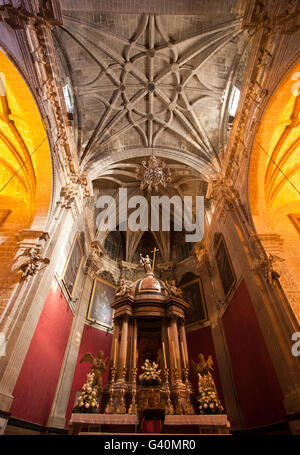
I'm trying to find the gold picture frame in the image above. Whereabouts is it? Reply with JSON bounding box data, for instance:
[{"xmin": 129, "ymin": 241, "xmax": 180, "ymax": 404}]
[
  {"xmin": 180, "ymin": 277, "xmax": 207, "ymax": 324},
  {"xmin": 214, "ymin": 234, "xmax": 236, "ymax": 300},
  {"xmin": 62, "ymin": 233, "xmax": 84, "ymax": 298},
  {"xmin": 87, "ymin": 277, "xmax": 116, "ymax": 329}
]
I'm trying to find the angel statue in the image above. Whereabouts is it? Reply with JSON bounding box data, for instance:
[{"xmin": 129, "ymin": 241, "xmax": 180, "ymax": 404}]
[
  {"xmin": 80, "ymin": 350, "xmax": 109, "ymax": 394},
  {"xmin": 192, "ymin": 353, "xmax": 214, "ymax": 377},
  {"xmin": 114, "ymin": 279, "xmax": 132, "ymax": 297},
  {"xmin": 192, "ymin": 353, "xmax": 214, "ymax": 390},
  {"xmin": 191, "ymin": 353, "xmax": 224, "ymax": 414},
  {"xmin": 164, "ymin": 280, "xmax": 184, "ymax": 298}
]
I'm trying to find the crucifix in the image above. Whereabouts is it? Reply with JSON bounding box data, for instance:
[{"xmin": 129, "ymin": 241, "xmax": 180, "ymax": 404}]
[{"xmin": 151, "ymin": 247, "xmax": 159, "ymax": 273}]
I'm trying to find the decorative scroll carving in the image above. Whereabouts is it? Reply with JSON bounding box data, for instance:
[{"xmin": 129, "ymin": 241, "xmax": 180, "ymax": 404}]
[
  {"xmin": 96, "ymin": 270, "xmax": 118, "ymax": 286},
  {"xmin": 206, "ymin": 175, "xmax": 245, "ymax": 223},
  {"xmin": 0, "ymin": 1, "xmax": 62, "ymax": 29},
  {"xmin": 70, "ymin": 172, "xmax": 91, "ymax": 198},
  {"xmin": 60, "ymin": 186, "xmax": 77, "ymax": 208}
]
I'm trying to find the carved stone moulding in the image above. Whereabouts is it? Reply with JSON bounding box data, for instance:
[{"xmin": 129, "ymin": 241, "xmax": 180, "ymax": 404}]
[{"xmin": 16, "ymin": 229, "xmax": 49, "ymax": 245}]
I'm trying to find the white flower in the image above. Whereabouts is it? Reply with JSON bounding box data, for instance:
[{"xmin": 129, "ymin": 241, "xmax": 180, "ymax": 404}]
[{"xmin": 85, "ymin": 403, "xmax": 90, "ymax": 408}]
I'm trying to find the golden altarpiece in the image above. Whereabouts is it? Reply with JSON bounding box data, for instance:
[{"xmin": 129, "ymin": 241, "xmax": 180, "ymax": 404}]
[
  {"xmin": 69, "ymin": 253, "xmax": 229, "ymax": 434},
  {"xmin": 102, "ymin": 253, "xmax": 194, "ymax": 418}
]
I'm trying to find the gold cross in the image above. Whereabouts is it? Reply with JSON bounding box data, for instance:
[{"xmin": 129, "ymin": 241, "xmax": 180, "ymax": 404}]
[{"xmin": 151, "ymin": 247, "xmax": 159, "ymax": 272}]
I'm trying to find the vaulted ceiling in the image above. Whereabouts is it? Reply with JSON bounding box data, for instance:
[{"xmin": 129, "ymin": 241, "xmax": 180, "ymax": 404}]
[{"xmin": 53, "ymin": 1, "xmax": 250, "ymax": 185}]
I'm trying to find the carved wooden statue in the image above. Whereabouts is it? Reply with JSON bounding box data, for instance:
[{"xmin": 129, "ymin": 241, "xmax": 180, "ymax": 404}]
[
  {"xmin": 164, "ymin": 280, "xmax": 184, "ymax": 298},
  {"xmin": 114, "ymin": 279, "xmax": 132, "ymax": 297},
  {"xmin": 80, "ymin": 350, "xmax": 108, "ymax": 394},
  {"xmin": 192, "ymin": 353, "xmax": 214, "ymax": 377},
  {"xmin": 140, "ymin": 254, "xmax": 152, "ymax": 274}
]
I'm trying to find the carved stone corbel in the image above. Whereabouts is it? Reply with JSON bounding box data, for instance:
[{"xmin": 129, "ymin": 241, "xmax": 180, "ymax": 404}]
[
  {"xmin": 252, "ymin": 253, "xmax": 282, "ymax": 283},
  {"xmin": 17, "ymin": 245, "xmax": 50, "ymax": 281}
]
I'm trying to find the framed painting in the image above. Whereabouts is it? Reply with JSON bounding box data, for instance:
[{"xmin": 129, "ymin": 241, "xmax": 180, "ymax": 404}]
[
  {"xmin": 87, "ymin": 277, "xmax": 116, "ymax": 329},
  {"xmin": 62, "ymin": 233, "xmax": 84, "ymax": 297},
  {"xmin": 214, "ymin": 235, "xmax": 236, "ymax": 299},
  {"xmin": 180, "ymin": 277, "xmax": 207, "ymax": 325}
]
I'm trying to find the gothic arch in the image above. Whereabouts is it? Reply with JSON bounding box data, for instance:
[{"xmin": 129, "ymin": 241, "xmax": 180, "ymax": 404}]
[
  {"xmin": 249, "ymin": 60, "xmax": 300, "ymax": 320},
  {"xmin": 0, "ymin": 49, "xmax": 53, "ymax": 316}
]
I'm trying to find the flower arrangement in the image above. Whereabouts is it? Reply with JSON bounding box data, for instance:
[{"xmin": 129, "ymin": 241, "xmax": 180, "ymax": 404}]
[
  {"xmin": 198, "ymin": 373, "xmax": 224, "ymax": 415},
  {"xmin": 139, "ymin": 359, "xmax": 161, "ymax": 387},
  {"xmin": 73, "ymin": 372, "xmax": 99, "ymax": 413}
]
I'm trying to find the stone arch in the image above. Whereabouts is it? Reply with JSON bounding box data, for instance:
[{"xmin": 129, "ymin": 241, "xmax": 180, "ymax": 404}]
[
  {"xmin": 0, "ymin": 49, "xmax": 52, "ymax": 317},
  {"xmin": 249, "ymin": 60, "xmax": 300, "ymax": 320}
]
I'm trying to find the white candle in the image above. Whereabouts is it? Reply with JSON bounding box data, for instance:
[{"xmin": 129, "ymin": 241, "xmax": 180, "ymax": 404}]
[
  {"xmin": 113, "ymin": 339, "xmax": 117, "ymax": 367},
  {"xmin": 133, "ymin": 332, "xmax": 137, "ymax": 369},
  {"xmin": 162, "ymin": 342, "xmax": 167, "ymax": 368},
  {"xmin": 172, "ymin": 341, "xmax": 177, "ymax": 369},
  {"xmin": 181, "ymin": 341, "xmax": 186, "ymax": 368}
]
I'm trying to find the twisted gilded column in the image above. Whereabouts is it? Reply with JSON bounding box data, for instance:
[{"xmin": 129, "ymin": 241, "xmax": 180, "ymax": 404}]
[
  {"xmin": 117, "ymin": 315, "xmax": 129, "ymax": 381},
  {"xmin": 170, "ymin": 317, "xmax": 182, "ymax": 383},
  {"xmin": 178, "ymin": 319, "xmax": 189, "ymax": 368}
]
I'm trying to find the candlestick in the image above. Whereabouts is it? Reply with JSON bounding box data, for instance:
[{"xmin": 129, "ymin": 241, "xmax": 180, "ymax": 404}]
[{"xmin": 162, "ymin": 341, "xmax": 167, "ymax": 368}]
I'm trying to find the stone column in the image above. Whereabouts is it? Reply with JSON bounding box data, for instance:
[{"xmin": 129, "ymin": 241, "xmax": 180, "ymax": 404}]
[
  {"xmin": 47, "ymin": 270, "xmax": 94, "ymax": 428},
  {"xmin": 0, "ymin": 205, "xmax": 73, "ymax": 411}
]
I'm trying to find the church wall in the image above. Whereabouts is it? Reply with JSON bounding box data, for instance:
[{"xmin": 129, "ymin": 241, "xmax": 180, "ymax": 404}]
[
  {"xmin": 65, "ymin": 324, "xmax": 112, "ymax": 427},
  {"xmin": 222, "ymin": 280, "xmax": 286, "ymax": 429},
  {"xmin": 186, "ymin": 325, "xmax": 224, "ymax": 407},
  {"xmin": 9, "ymin": 278, "xmax": 73, "ymax": 426}
]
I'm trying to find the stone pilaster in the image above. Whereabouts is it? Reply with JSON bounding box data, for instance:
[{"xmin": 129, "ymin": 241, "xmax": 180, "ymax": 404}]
[
  {"xmin": 0, "ymin": 207, "xmax": 73, "ymax": 411},
  {"xmin": 47, "ymin": 271, "xmax": 94, "ymax": 429}
]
